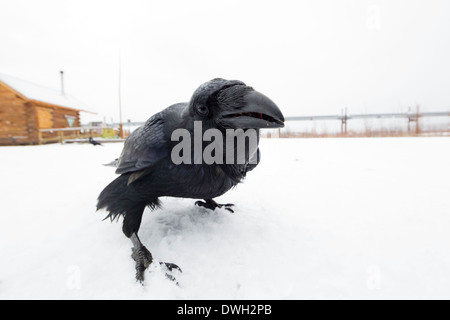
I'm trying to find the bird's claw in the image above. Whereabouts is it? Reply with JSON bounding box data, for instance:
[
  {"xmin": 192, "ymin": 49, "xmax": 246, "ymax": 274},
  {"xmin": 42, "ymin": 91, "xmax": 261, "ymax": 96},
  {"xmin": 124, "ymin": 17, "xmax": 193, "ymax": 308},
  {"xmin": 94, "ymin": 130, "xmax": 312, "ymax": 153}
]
[
  {"xmin": 131, "ymin": 246, "xmax": 182, "ymax": 283},
  {"xmin": 160, "ymin": 262, "xmax": 183, "ymax": 273},
  {"xmin": 195, "ymin": 199, "xmax": 235, "ymax": 213},
  {"xmin": 160, "ymin": 262, "xmax": 182, "ymax": 285},
  {"xmin": 223, "ymin": 205, "xmax": 235, "ymax": 213}
]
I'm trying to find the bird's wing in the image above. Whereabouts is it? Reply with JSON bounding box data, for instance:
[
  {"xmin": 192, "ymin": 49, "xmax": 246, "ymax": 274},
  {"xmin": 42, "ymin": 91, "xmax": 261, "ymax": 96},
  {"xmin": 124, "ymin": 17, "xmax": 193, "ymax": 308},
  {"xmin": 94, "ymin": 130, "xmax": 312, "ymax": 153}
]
[{"xmin": 115, "ymin": 114, "xmax": 169, "ymax": 175}]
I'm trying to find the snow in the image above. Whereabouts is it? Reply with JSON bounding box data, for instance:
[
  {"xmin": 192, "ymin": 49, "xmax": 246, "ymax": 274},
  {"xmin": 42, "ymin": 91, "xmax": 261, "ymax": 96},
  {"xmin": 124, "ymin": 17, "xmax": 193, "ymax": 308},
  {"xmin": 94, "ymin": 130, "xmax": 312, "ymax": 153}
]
[
  {"xmin": 0, "ymin": 137, "xmax": 449, "ymax": 300},
  {"xmin": 0, "ymin": 73, "xmax": 87, "ymax": 111}
]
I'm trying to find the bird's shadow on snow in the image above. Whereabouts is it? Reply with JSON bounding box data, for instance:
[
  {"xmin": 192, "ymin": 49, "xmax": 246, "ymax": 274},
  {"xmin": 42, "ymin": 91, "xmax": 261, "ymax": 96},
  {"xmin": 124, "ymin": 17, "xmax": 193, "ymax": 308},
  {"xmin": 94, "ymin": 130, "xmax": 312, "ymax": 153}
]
[{"xmin": 139, "ymin": 198, "xmax": 229, "ymax": 239}]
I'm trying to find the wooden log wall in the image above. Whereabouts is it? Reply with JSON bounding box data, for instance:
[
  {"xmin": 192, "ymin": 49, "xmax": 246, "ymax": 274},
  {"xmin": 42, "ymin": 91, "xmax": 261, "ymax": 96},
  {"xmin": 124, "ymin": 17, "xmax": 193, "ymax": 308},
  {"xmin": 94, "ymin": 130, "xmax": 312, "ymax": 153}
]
[
  {"xmin": 0, "ymin": 85, "xmax": 33, "ymax": 145},
  {"xmin": 0, "ymin": 83, "xmax": 82, "ymax": 145},
  {"xmin": 34, "ymin": 101, "xmax": 81, "ymax": 143}
]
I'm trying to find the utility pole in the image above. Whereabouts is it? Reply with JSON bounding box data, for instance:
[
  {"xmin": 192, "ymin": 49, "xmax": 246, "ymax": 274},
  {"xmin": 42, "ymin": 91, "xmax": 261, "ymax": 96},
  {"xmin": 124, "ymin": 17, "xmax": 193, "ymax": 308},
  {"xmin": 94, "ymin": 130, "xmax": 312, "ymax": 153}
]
[
  {"xmin": 118, "ymin": 50, "xmax": 124, "ymax": 139},
  {"xmin": 60, "ymin": 71, "xmax": 65, "ymax": 96}
]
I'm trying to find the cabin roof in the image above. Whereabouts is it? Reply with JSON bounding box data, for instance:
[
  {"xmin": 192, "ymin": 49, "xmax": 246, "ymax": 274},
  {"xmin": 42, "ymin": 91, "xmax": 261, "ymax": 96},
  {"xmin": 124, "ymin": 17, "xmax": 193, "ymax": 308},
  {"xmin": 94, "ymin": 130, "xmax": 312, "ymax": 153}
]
[{"xmin": 0, "ymin": 73, "xmax": 90, "ymax": 112}]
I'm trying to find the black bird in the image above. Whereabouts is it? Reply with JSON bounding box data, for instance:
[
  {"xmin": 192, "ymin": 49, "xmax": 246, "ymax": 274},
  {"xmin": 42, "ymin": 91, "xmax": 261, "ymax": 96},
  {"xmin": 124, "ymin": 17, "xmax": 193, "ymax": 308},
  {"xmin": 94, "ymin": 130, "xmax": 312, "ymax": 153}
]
[
  {"xmin": 89, "ymin": 137, "xmax": 103, "ymax": 146},
  {"xmin": 97, "ymin": 78, "xmax": 284, "ymax": 282}
]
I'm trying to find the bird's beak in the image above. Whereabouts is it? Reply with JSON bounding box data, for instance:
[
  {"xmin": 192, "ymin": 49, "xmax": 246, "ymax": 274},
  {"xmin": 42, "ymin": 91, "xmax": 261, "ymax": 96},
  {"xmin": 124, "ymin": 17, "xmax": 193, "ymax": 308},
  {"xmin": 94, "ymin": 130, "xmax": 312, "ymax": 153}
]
[{"xmin": 220, "ymin": 90, "xmax": 285, "ymax": 129}]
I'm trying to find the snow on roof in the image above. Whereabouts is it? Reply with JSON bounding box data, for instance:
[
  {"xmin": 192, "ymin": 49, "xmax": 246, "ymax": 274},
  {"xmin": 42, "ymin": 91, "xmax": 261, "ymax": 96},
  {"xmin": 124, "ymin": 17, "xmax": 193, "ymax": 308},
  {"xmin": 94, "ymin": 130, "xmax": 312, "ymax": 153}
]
[{"xmin": 0, "ymin": 72, "xmax": 89, "ymax": 111}]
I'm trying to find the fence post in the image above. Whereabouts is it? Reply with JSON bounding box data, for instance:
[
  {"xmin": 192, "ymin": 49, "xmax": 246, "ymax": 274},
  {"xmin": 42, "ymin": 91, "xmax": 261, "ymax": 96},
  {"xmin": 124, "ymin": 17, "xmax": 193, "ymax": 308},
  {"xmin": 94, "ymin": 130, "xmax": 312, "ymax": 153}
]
[
  {"xmin": 415, "ymin": 105, "xmax": 420, "ymax": 135},
  {"xmin": 341, "ymin": 108, "xmax": 348, "ymax": 136}
]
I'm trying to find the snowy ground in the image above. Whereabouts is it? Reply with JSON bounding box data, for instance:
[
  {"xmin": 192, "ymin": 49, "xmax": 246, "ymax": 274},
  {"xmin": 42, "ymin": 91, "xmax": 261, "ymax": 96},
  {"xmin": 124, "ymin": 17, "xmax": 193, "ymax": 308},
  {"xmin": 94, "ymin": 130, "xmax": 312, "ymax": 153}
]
[{"xmin": 0, "ymin": 137, "xmax": 449, "ymax": 300}]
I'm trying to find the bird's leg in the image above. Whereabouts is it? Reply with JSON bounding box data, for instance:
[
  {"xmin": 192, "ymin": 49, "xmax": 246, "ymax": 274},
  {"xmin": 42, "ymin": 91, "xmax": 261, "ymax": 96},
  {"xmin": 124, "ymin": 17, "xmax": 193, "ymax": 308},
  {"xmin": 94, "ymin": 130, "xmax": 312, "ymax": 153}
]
[
  {"xmin": 195, "ymin": 199, "xmax": 235, "ymax": 213},
  {"xmin": 130, "ymin": 233, "xmax": 182, "ymax": 283},
  {"xmin": 130, "ymin": 233, "xmax": 153, "ymax": 282}
]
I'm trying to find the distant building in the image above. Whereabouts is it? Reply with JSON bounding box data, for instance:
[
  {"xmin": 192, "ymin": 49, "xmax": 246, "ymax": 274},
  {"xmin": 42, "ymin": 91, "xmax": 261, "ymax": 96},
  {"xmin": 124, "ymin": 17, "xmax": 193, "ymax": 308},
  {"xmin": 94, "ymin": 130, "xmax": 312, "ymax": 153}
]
[{"xmin": 0, "ymin": 73, "xmax": 90, "ymax": 145}]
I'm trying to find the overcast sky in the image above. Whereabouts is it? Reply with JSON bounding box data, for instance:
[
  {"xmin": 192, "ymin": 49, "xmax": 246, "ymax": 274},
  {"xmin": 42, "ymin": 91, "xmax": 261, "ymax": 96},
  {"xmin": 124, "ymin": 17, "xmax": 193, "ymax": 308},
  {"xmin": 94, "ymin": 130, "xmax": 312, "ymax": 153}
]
[{"xmin": 1, "ymin": 0, "xmax": 449, "ymax": 123}]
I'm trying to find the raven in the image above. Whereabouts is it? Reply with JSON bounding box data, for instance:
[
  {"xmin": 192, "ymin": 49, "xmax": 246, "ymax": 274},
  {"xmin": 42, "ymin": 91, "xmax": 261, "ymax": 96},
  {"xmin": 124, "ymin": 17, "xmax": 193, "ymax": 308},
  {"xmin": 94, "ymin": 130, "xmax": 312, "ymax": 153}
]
[
  {"xmin": 97, "ymin": 78, "xmax": 284, "ymax": 282},
  {"xmin": 89, "ymin": 137, "xmax": 103, "ymax": 146}
]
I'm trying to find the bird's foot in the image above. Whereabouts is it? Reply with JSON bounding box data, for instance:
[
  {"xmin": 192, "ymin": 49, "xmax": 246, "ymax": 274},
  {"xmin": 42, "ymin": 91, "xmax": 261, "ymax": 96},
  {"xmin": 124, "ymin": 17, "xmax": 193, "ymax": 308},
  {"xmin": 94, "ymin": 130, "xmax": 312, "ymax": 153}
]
[
  {"xmin": 130, "ymin": 233, "xmax": 181, "ymax": 283},
  {"xmin": 131, "ymin": 244, "xmax": 153, "ymax": 283},
  {"xmin": 131, "ymin": 245, "xmax": 182, "ymax": 283},
  {"xmin": 195, "ymin": 199, "xmax": 235, "ymax": 213},
  {"xmin": 160, "ymin": 262, "xmax": 183, "ymax": 283}
]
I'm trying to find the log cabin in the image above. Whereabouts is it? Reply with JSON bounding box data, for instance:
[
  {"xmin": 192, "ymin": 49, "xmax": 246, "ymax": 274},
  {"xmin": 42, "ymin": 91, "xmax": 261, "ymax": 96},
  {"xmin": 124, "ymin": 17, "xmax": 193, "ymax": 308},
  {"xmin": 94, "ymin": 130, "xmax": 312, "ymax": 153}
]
[{"xmin": 0, "ymin": 73, "xmax": 89, "ymax": 145}]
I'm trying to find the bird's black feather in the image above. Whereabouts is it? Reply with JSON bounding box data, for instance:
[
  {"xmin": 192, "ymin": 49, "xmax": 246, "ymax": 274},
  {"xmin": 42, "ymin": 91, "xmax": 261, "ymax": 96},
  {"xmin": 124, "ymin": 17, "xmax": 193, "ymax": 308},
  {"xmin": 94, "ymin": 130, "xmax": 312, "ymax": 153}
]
[{"xmin": 115, "ymin": 105, "xmax": 183, "ymax": 175}]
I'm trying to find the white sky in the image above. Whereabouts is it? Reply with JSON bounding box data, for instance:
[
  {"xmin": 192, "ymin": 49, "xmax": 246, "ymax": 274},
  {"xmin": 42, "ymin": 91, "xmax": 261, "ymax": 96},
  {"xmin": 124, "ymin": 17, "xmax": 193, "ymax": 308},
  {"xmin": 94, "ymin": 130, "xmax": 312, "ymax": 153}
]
[{"xmin": 1, "ymin": 0, "xmax": 449, "ymax": 123}]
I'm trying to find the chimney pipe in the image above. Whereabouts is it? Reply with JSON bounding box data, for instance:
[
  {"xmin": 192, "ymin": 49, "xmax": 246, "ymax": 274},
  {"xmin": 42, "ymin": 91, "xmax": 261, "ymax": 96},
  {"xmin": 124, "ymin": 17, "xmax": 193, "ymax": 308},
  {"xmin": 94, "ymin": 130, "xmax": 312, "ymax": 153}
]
[{"xmin": 60, "ymin": 70, "xmax": 65, "ymax": 95}]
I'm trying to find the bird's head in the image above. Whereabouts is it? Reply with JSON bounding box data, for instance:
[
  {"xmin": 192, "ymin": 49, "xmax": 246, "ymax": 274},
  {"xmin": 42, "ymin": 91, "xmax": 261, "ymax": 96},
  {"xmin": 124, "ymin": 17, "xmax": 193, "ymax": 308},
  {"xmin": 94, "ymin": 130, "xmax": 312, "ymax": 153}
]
[{"xmin": 188, "ymin": 78, "xmax": 284, "ymax": 130}]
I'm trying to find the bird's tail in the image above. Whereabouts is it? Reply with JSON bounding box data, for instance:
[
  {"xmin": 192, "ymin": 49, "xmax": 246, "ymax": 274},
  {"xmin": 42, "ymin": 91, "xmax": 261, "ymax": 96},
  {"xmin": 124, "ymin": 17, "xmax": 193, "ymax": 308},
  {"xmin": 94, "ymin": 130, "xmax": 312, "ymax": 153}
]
[{"xmin": 97, "ymin": 174, "xmax": 161, "ymax": 222}]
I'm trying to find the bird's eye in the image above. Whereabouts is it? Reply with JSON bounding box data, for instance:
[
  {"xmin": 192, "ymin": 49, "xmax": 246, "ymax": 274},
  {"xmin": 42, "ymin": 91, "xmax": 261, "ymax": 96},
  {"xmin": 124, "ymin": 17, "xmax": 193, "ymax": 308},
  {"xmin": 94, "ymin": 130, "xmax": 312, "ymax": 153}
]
[{"xmin": 197, "ymin": 105, "xmax": 209, "ymax": 116}]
